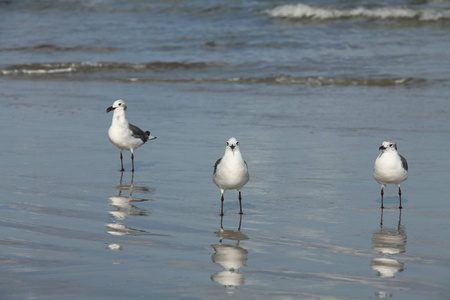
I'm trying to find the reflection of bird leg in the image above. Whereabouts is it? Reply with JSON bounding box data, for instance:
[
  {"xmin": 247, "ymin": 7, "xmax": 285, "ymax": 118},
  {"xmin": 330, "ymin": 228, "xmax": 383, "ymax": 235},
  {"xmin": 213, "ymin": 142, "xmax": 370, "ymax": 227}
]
[
  {"xmin": 119, "ymin": 170, "xmax": 124, "ymax": 186},
  {"xmin": 117, "ymin": 171, "xmax": 125, "ymax": 197},
  {"xmin": 238, "ymin": 213, "xmax": 243, "ymax": 232},
  {"xmin": 398, "ymin": 209, "xmax": 402, "ymax": 231},
  {"xmin": 239, "ymin": 191, "xmax": 243, "ymax": 215},
  {"xmin": 220, "ymin": 194, "xmax": 224, "ymax": 216},
  {"xmin": 380, "ymin": 208, "xmax": 384, "ymax": 228},
  {"xmin": 130, "ymin": 171, "xmax": 135, "ymax": 197}
]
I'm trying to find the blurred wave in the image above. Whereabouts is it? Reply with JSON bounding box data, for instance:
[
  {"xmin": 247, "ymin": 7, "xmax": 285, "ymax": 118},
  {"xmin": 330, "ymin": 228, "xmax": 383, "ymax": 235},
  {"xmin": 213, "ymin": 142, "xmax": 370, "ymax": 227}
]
[
  {"xmin": 0, "ymin": 0, "xmax": 248, "ymax": 15},
  {"xmin": 0, "ymin": 61, "xmax": 216, "ymax": 74},
  {"xmin": 0, "ymin": 44, "xmax": 120, "ymax": 53},
  {"xmin": 0, "ymin": 61, "xmax": 428, "ymax": 87},
  {"xmin": 266, "ymin": 4, "xmax": 450, "ymax": 22}
]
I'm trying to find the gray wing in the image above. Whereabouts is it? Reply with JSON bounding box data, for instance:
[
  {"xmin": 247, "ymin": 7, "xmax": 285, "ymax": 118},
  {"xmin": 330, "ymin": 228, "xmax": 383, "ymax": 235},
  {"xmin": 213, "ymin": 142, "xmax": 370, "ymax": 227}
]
[
  {"xmin": 400, "ymin": 155, "xmax": 408, "ymax": 171},
  {"xmin": 129, "ymin": 123, "xmax": 148, "ymax": 143},
  {"xmin": 213, "ymin": 158, "xmax": 222, "ymax": 175}
]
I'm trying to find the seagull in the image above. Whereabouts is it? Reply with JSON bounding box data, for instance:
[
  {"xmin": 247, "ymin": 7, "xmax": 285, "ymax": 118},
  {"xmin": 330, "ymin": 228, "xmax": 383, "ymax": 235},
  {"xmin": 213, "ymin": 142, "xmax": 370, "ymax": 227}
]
[
  {"xmin": 213, "ymin": 137, "xmax": 249, "ymax": 216},
  {"xmin": 373, "ymin": 141, "xmax": 408, "ymax": 209},
  {"xmin": 106, "ymin": 99, "xmax": 156, "ymax": 171}
]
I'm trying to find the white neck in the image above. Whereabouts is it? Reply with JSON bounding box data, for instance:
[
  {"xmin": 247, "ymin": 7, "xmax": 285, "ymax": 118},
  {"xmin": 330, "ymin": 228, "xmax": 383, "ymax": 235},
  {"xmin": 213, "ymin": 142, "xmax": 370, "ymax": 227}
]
[
  {"xmin": 112, "ymin": 108, "xmax": 128, "ymax": 126},
  {"xmin": 224, "ymin": 148, "xmax": 243, "ymax": 161}
]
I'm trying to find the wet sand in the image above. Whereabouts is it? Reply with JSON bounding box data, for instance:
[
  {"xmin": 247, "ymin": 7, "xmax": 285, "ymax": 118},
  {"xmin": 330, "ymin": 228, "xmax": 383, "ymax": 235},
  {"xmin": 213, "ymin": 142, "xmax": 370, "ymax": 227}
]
[{"xmin": 0, "ymin": 79, "xmax": 449, "ymax": 299}]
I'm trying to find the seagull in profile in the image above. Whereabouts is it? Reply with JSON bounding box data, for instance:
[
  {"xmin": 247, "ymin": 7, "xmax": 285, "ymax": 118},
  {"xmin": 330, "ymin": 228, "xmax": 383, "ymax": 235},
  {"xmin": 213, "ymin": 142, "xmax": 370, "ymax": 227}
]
[
  {"xmin": 106, "ymin": 99, "xmax": 156, "ymax": 171},
  {"xmin": 213, "ymin": 137, "xmax": 249, "ymax": 216},
  {"xmin": 374, "ymin": 141, "xmax": 408, "ymax": 209}
]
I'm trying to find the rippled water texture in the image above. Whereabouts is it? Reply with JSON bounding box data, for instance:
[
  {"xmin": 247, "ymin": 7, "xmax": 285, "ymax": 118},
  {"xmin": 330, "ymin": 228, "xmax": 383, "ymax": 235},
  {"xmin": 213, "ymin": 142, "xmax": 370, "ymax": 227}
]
[{"xmin": 0, "ymin": 0, "xmax": 449, "ymax": 299}]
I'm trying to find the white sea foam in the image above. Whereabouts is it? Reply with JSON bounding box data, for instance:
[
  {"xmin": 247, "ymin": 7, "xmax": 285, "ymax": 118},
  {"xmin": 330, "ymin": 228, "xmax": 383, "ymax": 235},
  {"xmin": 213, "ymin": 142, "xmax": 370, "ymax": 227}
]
[
  {"xmin": 266, "ymin": 4, "xmax": 450, "ymax": 21},
  {"xmin": 22, "ymin": 67, "xmax": 75, "ymax": 74},
  {"xmin": 1, "ymin": 67, "xmax": 75, "ymax": 75}
]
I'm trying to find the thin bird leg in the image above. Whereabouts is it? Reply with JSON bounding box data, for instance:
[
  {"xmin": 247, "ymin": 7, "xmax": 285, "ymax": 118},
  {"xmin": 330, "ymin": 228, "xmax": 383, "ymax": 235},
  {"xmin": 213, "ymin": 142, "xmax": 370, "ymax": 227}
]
[
  {"xmin": 380, "ymin": 187, "xmax": 384, "ymax": 209},
  {"xmin": 398, "ymin": 186, "xmax": 402, "ymax": 209},
  {"xmin": 120, "ymin": 151, "xmax": 124, "ymax": 172},
  {"xmin": 131, "ymin": 151, "xmax": 135, "ymax": 172},
  {"xmin": 220, "ymin": 194, "xmax": 224, "ymax": 217},
  {"xmin": 239, "ymin": 191, "xmax": 243, "ymax": 215}
]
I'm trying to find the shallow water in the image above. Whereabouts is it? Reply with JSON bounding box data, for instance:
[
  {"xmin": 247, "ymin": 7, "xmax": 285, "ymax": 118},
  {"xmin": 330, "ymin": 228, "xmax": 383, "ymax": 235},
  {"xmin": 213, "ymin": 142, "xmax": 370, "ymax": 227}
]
[{"xmin": 1, "ymin": 1, "xmax": 450, "ymax": 299}]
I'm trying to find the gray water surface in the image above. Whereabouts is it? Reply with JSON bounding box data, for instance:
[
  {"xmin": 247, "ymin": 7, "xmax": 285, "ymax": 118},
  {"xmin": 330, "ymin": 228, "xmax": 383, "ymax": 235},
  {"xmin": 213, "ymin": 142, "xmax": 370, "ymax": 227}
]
[{"xmin": 1, "ymin": 1, "xmax": 450, "ymax": 299}]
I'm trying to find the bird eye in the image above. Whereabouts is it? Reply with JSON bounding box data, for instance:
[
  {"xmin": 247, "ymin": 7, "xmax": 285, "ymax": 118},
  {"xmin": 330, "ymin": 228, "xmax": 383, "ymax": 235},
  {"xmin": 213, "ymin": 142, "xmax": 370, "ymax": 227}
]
[
  {"xmin": 118, "ymin": 103, "xmax": 122, "ymax": 106},
  {"xmin": 389, "ymin": 144, "xmax": 393, "ymax": 147},
  {"xmin": 226, "ymin": 142, "xmax": 229, "ymax": 146},
  {"xmin": 236, "ymin": 142, "xmax": 239, "ymax": 146}
]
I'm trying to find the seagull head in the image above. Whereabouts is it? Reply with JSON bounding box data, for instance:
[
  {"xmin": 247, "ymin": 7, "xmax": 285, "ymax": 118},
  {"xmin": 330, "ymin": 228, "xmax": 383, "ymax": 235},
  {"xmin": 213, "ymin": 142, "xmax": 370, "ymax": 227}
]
[
  {"xmin": 379, "ymin": 140, "xmax": 397, "ymax": 152},
  {"xmin": 226, "ymin": 137, "xmax": 240, "ymax": 152},
  {"xmin": 106, "ymin": 99, "xmax": 127, "ymax": 113}
]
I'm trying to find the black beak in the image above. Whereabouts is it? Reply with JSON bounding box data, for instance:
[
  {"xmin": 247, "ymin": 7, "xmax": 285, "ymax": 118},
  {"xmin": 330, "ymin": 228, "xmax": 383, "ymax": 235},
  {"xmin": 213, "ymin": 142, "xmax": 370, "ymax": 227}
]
[
  {"xmin": 230, "ymin": 145, "xmax": 235, "ymax": 150},
  {"xmin": 379, "ymin": 146, "xmax": 386, "ymax": 150},
  {"xmin": 106, "ymin": 106, "xmax": 115, "ymax": 113}
]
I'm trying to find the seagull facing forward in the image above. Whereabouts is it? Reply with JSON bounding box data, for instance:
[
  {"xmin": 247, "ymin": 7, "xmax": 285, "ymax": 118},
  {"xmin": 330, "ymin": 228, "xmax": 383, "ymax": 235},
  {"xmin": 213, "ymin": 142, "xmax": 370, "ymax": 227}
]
[
  {"xmin": 106, "ymin": 99, "xmax": 156, "ymax": 172},
  {"xmin": 374, "ymin": 141, "xmax": 408, "ymax": 209},
  {"xmin": 213, "ymin": 137, "xmax": 249, "ymax": 216}
]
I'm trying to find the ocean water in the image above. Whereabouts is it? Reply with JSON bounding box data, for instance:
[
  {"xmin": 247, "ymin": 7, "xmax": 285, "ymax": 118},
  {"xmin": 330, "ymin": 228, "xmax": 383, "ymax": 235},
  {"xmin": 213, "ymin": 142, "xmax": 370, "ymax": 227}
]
[{"xmin": 1, "ymin": 0, "xmax": 450, "ymax": 299}]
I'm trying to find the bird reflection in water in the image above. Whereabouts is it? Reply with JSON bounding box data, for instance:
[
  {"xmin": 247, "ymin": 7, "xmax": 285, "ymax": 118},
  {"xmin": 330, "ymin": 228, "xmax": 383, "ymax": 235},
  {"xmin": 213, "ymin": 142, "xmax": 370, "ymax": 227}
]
[
  {"xmin": 211, "ymin": 214, "xmax": 249, "ymax": 293},
  {"xmin": 371, "ymin": 209, "xmax": 406, "ymax": 278},
  {"xmin": 106, "ymin": 171, "xmax": 151, "ymax": 245}
]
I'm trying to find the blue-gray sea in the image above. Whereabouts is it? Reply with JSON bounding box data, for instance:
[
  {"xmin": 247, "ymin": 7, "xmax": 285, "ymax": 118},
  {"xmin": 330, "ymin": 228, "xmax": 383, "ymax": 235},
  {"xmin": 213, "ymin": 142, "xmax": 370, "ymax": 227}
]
[{"xmin": 1, "ymin": 0, "xmax": 450, "ymax": 299}]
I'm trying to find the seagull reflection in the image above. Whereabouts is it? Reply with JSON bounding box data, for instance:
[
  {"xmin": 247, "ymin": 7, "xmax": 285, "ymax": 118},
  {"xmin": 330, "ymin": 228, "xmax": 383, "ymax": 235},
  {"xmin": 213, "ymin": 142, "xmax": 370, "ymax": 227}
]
[
  {"xmin": 112, "ymin": 171, "xmax": 151, "ymax": 193},
  {"xmin": 108, "ymin": 196, "xmax": 149, "ymax": 221},
  {"xmin": 106, "ymin": 223, "xmax": 148, "ymax": 236},
  {"xmin": 371, "ymin": 209, "xmax": 406, "ymax": 278},
  {"xmin": 211, "ymin": 215, "xmax": 249, "ymax": 292},
  {"xmin": 107, "ymin": 171, "xmax": 151, "ymax": 244}
]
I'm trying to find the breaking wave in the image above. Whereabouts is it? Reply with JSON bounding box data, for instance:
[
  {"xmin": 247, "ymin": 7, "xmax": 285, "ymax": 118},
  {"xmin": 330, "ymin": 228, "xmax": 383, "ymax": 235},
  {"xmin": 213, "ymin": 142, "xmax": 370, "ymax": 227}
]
[
  {"xmin": 266, "ymin": 4, "xmax": 450, "ymax": 21},
  {"xmin": 0, "ymin": 61, "xmax": 216, "ymax": 75},
  {"xmin": 0, "ymin": 44, "xmax": 120, "ymax": 53},
  {"xmin": 0, "ymin": 62, "xmax": 427, "ymax": 87},
  {"xmin": 223, "ymin": 75, "xmax": 425, "ymax": 87}
]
